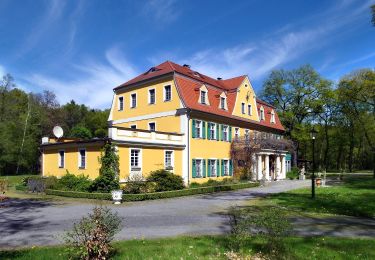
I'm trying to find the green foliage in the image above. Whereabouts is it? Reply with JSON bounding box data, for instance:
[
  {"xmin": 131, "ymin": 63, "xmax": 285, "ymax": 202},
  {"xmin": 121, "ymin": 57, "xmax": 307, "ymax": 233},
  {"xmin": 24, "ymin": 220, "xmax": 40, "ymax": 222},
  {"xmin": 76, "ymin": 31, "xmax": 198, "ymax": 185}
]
[
  {"xmin": 94, "ymin": 128, "xmax": 107, "ymax": 138},
  {"xmin": 189, "ymin": 178, "xmax": 236, "ymax": 188},
  {"xmin": 45, "ymin": 182, "xmax": 259, "ymax": 201},
  {"xmin": 123, "ymin": 174, "xmax": 153, "ymax": 194},
  {"xmin": 0, "ymin": 179, "xmax": 8, "ymax": 193},
  {"xmin": 57, "ymin": 173, "xmax": 92, "ymax": 192},
  {"xmin": 70, "ymin": 126, "xmax": 92, "ymax": 140},
  {"xmin": 64, "ymin": 207, "xmax": 122, "ymax": 260},
  {"xmin": 146, "ymin": 169, "xmax": 184, "ymax": 192},
  {"xmin": 90, "ymin": 143, "xmax": 120, "ymax": 192},
  {"xmin": 286, "ymin": 166, "xmax": 299, "ymax": 180},
  {"xmin": 229, "ymin": 206, "xmax": 292, "ymax": 258}
]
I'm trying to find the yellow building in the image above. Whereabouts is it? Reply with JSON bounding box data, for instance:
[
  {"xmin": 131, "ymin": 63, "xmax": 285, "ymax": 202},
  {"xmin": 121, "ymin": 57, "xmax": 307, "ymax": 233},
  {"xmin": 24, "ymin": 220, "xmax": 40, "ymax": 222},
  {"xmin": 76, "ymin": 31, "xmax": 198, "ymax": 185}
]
[{"xmin": 41, "ymin": 61, "xmax": 287, "ymax": 185}]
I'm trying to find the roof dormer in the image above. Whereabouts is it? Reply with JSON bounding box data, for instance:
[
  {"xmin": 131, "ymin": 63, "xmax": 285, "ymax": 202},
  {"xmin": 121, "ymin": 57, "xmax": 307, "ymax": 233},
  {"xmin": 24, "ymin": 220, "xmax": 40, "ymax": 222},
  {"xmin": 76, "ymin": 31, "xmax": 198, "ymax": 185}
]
[
  {"xmin": 219, "ymin": 92, "xmax": 228, "ymax": 110},
  {"xmin": 198, "ymin": 85, "xmax": 210, "ymax": 105}
]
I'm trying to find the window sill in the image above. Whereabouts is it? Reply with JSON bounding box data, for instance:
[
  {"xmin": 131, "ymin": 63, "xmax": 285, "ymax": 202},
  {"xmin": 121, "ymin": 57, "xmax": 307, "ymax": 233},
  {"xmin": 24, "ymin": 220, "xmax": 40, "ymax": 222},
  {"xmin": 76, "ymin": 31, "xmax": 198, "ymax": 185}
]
[
  {"xmin": 59, "ymin": 166, "xmax": 64, "ymax": 169},
  {"xmin": 163, "ymin": 99, "xmax": 171, "ymax": 102},
  {"xmin": 79, "ymin": 167, "xmax": 86, "ymax": 170},
  {"xmin": 131, "ymin": 167, "xmax": 141, "ymax": 171}
]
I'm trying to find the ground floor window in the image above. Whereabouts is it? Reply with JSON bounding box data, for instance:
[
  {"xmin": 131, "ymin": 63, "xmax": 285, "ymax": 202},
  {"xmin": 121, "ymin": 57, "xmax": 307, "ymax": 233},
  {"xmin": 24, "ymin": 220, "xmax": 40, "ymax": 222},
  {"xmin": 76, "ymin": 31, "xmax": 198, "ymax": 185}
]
[
  {"xmin": 165, "ymin": 150, "xmax": 173, "ymax": 170},
  {"xmin": 192, "ymin": 159, "xmax": 206, "ymax": 178},
  {"xmin": 58, "ymin": 150, "xmax": 64, "ymax": 168},
  {"xmin": 223, "ymin": 160, "xmax": 229, "ymax": 176},
  {"xmin": 208, "ymin": 159, "xmax": 218, "ymax": 177},
  {"xmin": 79, "ymin": 149, "xmax": 86, "ymax": 169},
  {"xmin": 130, "ymin": 149, "xmax": 141, "ymax": 170}
]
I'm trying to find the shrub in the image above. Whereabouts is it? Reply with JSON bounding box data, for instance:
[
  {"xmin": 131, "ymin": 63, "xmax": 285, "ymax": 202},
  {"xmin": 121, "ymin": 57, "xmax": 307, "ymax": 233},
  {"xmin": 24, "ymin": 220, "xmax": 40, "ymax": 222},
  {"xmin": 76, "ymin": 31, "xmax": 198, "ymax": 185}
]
[
  {"xmin": 229, "ymin": 206, "xmax": 292, "ymax": 257},
  {"xmin": 57, "ymin": 173, "xmax": 92, "ymax": 192},
  {"xmin": 64, "ymin": 207, "xmax": 122, "ymax": 260},
  {"xmin": 286, "ymin": 166, "xmax": 299, "ymax": 180},
  {"xmin": 123, "ymin": 174, "xmax": 154, "ymax": 194},
  {"xmin": 26, "ymin": 176, "xmax": 46, "ymax": 193},
  {"xmin": 0, "ymin": 179, "xmax": 8, "ymax": 193},
  {"xmin": 146, "ymin": 169, "xmax": 184, "ymax": 192},
  {"xmin": 90, "ymin": 143, "xmax": 120, "ymax": 192},
  {"xmin": 70, "ymin": 126, "xmax": 92, "ymax": 140}
]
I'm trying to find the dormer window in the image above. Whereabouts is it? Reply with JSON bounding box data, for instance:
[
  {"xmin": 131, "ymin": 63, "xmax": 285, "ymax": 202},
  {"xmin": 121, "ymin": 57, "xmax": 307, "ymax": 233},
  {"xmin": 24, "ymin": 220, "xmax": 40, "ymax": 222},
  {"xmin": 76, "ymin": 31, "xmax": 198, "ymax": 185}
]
[
  {"xmin": 200, "ymin": 90, "xmax": 207, "ymax": 104},
  {"xmin": 260, "ymin": 106, "xmax": 265, "ymax": 120},
  {"xmin": 220, "ymin": 97, "xmax": 226, "ymax": 109},
  {"xmin": 219, "ymin": 92, "xmax": 228, "ymax": 110},
  {"xmin": 270, "ymin": 109, "xmax": 275, "ymax": 124}
]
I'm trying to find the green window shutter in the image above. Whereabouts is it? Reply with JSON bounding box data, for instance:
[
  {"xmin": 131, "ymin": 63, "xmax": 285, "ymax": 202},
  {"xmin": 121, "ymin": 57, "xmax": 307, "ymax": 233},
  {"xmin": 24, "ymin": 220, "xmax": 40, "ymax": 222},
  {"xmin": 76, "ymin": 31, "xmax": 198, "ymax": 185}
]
[
  {"xmin": 229, "ymin": 127, "xmax": 232, "ymax": 142},
  {"xmin": 207, "ymin": 160, "xmax": 211, "ymax": 177},
  {"xmin": 216, "ymin": 124, "xmax": 219, "ymax": 140},
  {"xmin": 216, "ymin": 160, "xmax": 220, "ymax": 177},
  {"xmin": 203, "ymin": 159, "xmax": 207, "ymax": 178},
  {"xmin": 221, "ymin": 160, "xmax": 224, "ymax": 176},
  {"xmin": 207, "ymin": 122, "xmax": 211, "ymax": 140},
  {"xmin": 220, "ymin": 125, "xmax": 223, "ymax": 141},
  {"xmin": 202, "ymin": 121, "xmax": 206, "ymax": 139},
  {"xmin": 229, "ymin": 160, "xmax": 233, "ymax": 176},
  {"xmin": 192, "ymin": 120, "xmax": 196, "ymax": 138},
  {"xmin": 192, "ymin": 159, "xmax": 196, "ymax": 178}
]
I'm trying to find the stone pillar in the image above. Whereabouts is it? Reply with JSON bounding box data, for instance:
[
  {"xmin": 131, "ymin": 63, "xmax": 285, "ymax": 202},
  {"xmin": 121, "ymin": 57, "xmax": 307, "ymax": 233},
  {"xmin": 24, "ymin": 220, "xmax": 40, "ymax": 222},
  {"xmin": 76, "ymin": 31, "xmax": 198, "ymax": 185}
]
[
  {"xmin": 251, "ymin": 154, "xmax": 257, "ymax": 181},
  {"xmin": 281, "ymin": 155, "xmax": 286, "ymax": 179},
  {"xmin": 257, "ymin": 155, "xmax": 263, "ymax": 181},
  {"xmin": 275, "ymin": 155, "xmax": 281, "ymax": 180},
  {"xmin": 265, "ymin": 155, "xmax": 270, "ymax": 180}
]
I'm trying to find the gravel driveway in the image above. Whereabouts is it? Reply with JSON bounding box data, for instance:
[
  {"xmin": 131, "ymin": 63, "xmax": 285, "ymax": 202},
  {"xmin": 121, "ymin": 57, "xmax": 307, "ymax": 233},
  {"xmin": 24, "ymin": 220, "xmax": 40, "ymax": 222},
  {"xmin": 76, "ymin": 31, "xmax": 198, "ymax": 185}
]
[{"xmin": 0, "ymin": 180, "xmax": 310, "ymax": 248}]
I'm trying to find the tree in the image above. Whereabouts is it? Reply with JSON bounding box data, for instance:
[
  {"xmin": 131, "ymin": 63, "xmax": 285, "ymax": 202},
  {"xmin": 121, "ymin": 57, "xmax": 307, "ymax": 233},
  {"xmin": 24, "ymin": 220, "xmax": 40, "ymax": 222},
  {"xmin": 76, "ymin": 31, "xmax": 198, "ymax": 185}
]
[
  {"xmin": 70, "ymin": 126, "xmax": 93, "ymax": 140},
  {"xmin": 371, "ymin": 4, "xmax": 375, "ymax": 26},
  {"xmin": 90, "ymin": 142, "xmax": 120, "ymax": 192}
]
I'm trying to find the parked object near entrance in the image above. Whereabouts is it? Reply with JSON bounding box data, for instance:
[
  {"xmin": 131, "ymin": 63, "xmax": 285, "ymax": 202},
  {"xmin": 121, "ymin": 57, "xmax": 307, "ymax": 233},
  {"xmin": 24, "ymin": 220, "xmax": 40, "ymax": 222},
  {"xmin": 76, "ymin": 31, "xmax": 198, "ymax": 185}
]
[{"xmin": 111, "ymin": 190, "xmax": 123, "ymax": 204}]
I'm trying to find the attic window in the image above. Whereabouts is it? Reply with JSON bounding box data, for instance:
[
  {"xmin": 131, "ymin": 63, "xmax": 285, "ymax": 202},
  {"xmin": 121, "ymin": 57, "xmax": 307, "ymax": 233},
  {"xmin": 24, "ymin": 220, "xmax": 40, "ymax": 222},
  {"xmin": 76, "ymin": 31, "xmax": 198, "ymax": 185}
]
[
  {"xmin": 200, "ymin": 90, "xmax": 207, "ymax": 104},
  {"xmin": 260, "ymin": 106, "xmax": 265, "ymax": 120},
  {"xmin": 270, "ymin": 110, "xmax": 275, "ymax": 124},
  {"xmin": 220, "ymin": 97, "xmax": 226, "ymax": 110}
]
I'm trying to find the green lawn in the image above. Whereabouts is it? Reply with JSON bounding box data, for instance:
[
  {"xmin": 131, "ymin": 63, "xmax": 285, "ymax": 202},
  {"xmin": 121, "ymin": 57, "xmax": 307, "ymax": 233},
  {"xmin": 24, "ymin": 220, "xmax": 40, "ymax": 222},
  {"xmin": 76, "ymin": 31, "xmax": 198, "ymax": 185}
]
[
  {"xmin": 0, "ymin": 236, "xmax": 374, "ymax": 260},
  {"xmin": 264, "ymin": 174, "xmax": 375, "ymax": 217},
  {"xmin": 0, "ymin": 175, "xmax": 32, "ymax": 189}
]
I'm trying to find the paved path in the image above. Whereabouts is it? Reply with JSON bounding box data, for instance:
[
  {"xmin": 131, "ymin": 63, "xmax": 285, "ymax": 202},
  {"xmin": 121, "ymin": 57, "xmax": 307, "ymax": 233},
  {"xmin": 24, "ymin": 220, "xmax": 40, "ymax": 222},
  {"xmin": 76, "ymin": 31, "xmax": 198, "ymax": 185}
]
[{"xmin": 0, "ymin": 180, "xmax": 374, "ymax": 249}]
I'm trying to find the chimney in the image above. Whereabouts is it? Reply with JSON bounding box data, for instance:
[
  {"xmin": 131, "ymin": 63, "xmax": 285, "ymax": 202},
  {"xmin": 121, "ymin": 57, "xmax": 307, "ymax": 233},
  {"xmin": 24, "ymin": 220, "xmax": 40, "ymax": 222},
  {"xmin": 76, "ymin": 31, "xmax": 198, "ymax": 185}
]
[
  {"xmin": 217, "ymin": 77, "xmax": 222, "ymax": 80},
  {"xmin": 183, "ymin": 64, "xmax": 190, "ymax": 68}
]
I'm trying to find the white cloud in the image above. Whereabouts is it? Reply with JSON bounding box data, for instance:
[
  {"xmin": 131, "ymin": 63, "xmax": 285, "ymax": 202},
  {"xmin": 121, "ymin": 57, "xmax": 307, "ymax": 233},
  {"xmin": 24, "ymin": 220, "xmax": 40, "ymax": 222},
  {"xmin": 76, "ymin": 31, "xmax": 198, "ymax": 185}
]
[
  {"xmin": 142, "ymin": 0, "xmax": 179, "ymax": 23},
  {"xmin": 22, "ymin": 47, "xmax": 138, "ymax": 109}
]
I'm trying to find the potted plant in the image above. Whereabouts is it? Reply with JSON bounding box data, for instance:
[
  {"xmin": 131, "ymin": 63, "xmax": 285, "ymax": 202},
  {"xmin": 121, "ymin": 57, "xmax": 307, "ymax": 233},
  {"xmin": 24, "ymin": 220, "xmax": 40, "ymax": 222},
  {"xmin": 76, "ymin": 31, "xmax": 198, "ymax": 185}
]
[
  {"xmin": 315, "ymin": 172, "xmax": 322, "ymax": 187},
  {"xmin": 111, "ymin": 190, "xmax": 123, "ymax": 204}
]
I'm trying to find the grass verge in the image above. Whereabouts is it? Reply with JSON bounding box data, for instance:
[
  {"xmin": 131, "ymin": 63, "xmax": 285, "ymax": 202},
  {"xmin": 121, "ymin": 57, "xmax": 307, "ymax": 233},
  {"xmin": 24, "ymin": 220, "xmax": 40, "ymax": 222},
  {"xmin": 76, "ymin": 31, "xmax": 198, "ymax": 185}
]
[{"xmin": 0, "ymin": 236, "xmax": 373, "ymax": 260}]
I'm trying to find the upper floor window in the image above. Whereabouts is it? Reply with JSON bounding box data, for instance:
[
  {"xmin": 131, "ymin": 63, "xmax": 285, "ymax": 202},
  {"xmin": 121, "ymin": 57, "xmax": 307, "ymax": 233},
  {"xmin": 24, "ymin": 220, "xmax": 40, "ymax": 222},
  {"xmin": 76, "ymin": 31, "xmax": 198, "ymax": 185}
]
[
  {"xmin": 208, "ymin": 122, "xmax": 216, "ymax": 140},
  {"xmin": 195, "ymin": 120, "xmax": 202, "ymax": 138},
  {"xmin": 241, "ymin": 103, "xmax": 245, "ymax": 114},
  {"xmin": 270, "ymin": 110, "xmax": 275, "ymax": 123},
  {"xmin": 247, "ymin": 104, "xmax": 252, "ymax": 116},
  {"xmin": 222, "ymin": 125, "xmax": 229, "ymax": 141},
  {"xmin": 164, "ymin": 85, "xmax": 171, "ymax": 101},
  {"xmin": 234, "ymin": 128, "xmax": 240, "ymax": 140},
  {"xmin": 200, "ymin": 90, "xmax": 207, "ymax": 105},
  {"xmin": 220, "ymin": 97, "xmax": 226, "ymax": 110},
  {"xmin": 260, "ymin": 106, "xmax": 265, "ymax": 120},
  {"xmin": 118, "ymin": 96, "xmax": 124, "ymax": 111},
  {"xmin": 131, "ymin": 93, "xmax": 137, "ymax": 108},
  {"xmin": 79, "ymin": 149, "xmax": 86, "ymax": 169},
  {"xmin": 58, "ymin": 150, "xmax": 65, "ymax": 168},
  {"xmin": 148, "ymin": 122, "xmax": 156, "ymax": 132},
  {"xmin": 148, "ymin": 89, "xmax": 155, "ymax": 104}
]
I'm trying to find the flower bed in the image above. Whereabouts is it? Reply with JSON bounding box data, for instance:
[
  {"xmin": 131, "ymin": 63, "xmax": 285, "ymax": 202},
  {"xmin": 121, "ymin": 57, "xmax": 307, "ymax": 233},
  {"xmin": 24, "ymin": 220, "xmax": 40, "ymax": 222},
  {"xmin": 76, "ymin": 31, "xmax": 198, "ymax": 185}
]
[{"xmin": 42, "ymin": 182, "xmax": 259, "ymax": 201}]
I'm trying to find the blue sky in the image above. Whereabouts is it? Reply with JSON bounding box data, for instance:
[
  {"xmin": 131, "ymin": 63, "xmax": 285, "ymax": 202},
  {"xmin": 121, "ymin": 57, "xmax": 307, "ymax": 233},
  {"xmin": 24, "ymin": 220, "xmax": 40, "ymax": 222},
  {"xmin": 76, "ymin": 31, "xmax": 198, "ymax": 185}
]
[{"xmin": 0, "ymin": 0, "xmax": 374, "ymax": 109}]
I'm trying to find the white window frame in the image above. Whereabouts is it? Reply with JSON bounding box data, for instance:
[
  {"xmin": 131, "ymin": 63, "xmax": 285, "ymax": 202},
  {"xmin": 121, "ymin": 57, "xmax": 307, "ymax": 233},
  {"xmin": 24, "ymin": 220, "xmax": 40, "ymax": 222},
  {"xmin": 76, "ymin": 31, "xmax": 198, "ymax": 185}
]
[
  {"xmin": 78, "ymin": 148, "xmax": 86, "ymax": 169},
  {"xmin": 58, "ymin": 150, "xmax": 65, "ymax": 168},
  {"xmin": 195, "ymin": 159, "xmax": 203, "ymax": 178},
  {"xmin": 148, "ymin": 88, "xmax": 156, "ymax": 105},
  {"xmin": 223, "ymin": 159, "xmax": 229, "ymax": 176},
  {"xmin": 118, "ymin": 96, "xmax": 124, "ymax": 111},
  {"xmin": 234, "ymin": 128, "xmax": 240, "ymax": 140},
  {"xmin": 248, "ymin": 104, "xmax": 252, "ymax": 116},
  {"xmin": 164, "ymin": 150, "xmax": 174, "ymax": 170},
  {"xmin": 163, "ymin": 85, "xmax": 172, "ymax": 102},
  {"xmin": 148, "ymin": 122, "xmax": 156, "ymax": 132},
  {"xmin": 130, "ymin": 148, "xmax": 142, "ymax": 170},
  {"xmin": 195, "ymin": 120, "xmax": 202, "ymax": 138},
  {"xmin": 270, "ymin": 110, "xmax": 275, "ymax": 123},
  {"xmin": 200, "ymin": 90, "xmax": 207, "ymax": 105},
  {"xmin": 223, "ymin": 125, "xmax": 229, "ymax": 141},
  {"xmin": 220, "ymin": 97, "xmax": 226, "ymax": 110},
  {"xmin": 130, "ymin": 93, "xmax": 137, "ymax": 108},
  {"xmin": 209, "ymin": 122, "xmax": 216, "ymax": 140},
  {"xmin": 260, "ymin": 106, "xmax": 265, "ymax": 120},
  {"xmin": 241, "ymin": 103, "xmax": 245, "ymax": 114},
  {"xmin": 208, "ymin": 159, "xmax": 217, "ymax": 177}
]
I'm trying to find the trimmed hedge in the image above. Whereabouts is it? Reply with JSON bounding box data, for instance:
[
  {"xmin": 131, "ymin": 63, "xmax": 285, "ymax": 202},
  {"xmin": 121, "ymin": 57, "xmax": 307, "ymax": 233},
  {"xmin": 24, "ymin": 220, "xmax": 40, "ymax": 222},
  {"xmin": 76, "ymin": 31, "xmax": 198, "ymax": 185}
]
[
  {"xmin": 43, "ymin": 182, "xmax": 259, "ymax": 201},
  {"xmin": 15, "ymin": 185, "xmax": 27, "ymax": 191}
]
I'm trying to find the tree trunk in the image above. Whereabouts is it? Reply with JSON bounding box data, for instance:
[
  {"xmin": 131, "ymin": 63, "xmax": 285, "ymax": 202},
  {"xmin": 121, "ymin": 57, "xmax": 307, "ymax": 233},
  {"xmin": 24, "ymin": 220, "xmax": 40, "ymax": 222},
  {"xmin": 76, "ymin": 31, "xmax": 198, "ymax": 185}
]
[
  {"xmin": 348, "ymin": 124, "xmax": 354, "ymax": 173},
  {"xmin": 323, "ymin": 121, "xmax": 329, "ymax": 171}
]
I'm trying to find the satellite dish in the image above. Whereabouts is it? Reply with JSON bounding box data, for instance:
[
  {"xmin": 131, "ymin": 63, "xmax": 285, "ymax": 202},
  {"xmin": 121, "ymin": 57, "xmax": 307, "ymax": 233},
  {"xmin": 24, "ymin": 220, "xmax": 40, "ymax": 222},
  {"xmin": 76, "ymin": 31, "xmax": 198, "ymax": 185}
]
[{"xmin": 53, "ymin": 125, "xmax": 64, "ymax": 139}]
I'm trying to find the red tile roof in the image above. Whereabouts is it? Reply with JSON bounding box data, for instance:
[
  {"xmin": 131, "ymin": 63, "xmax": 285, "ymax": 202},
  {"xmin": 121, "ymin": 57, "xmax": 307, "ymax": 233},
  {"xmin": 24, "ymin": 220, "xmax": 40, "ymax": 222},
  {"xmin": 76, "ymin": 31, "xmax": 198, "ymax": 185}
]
[{"xmin": 115, "ymin": 61, "xmax": 284, "ymax": 132}]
